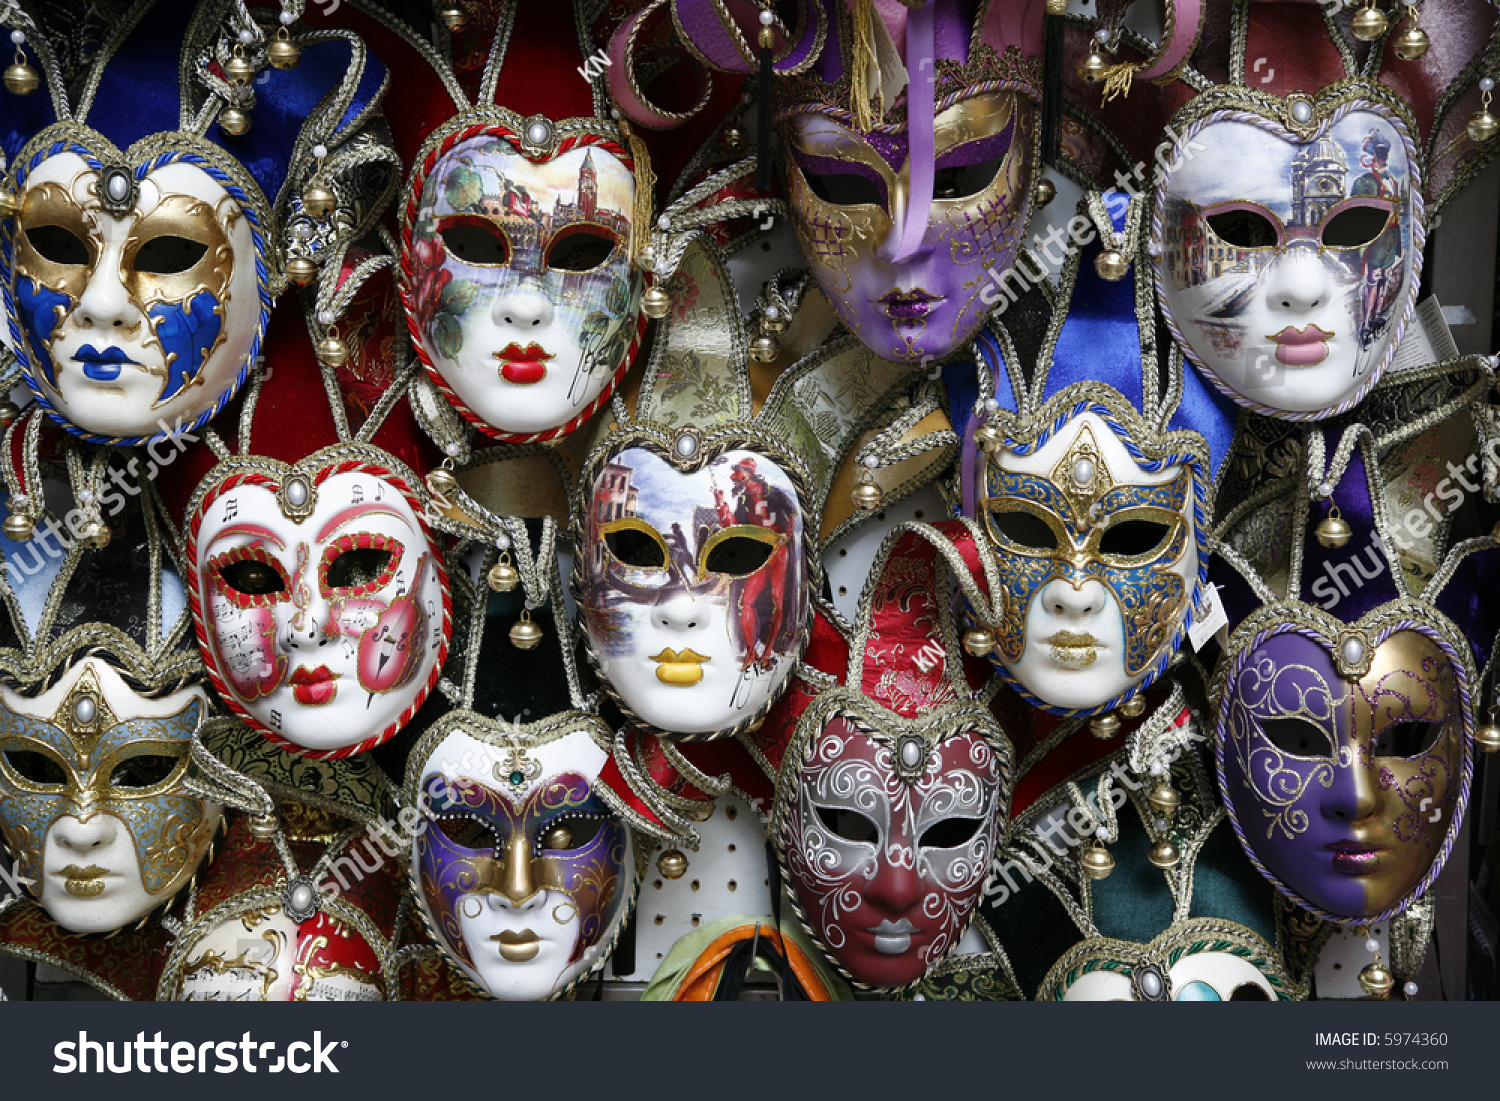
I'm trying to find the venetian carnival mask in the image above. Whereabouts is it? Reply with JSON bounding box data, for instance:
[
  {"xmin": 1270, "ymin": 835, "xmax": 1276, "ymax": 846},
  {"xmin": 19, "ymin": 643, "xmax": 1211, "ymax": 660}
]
[
  {"xmin": 784, "ymin": 90, "xmax": 1034, "ymax": 363},
  {"xmin": 579, "ymin": 445, "xmax": 808, "ymax": 738},
  {"xmin": 780, "ymin": 709, "xmax": 1004, "ymax": 988},
  {"xmin": 8, "ymin": 150, "xmax": 264, "ymax": 443},
  {"xmin": 186, "ymin": 452, "xmax": 449, "ymax": 758},
  {"xmin": 0, "ymin": 659, "xmax": 220, "ymax": 934},
  {"xmin": 412, "ymin": 720, "xmax": 632, "ymax": 1000},
  {"xmin": 1154, "ymin": 97, "xmax": 1420, "ymax": 417},
  {"xmin": 176, "ymin": 905, "xmax": 387, "ymax": 1001},
  {"xmin": 1043, "ymin": 919, "xmax": 1285, "ymax": 1002},
  {"xmin": 979, "ymin": 411, "xmax": 1198, "ymax": 712},
  {"xmin": 1217, "ymin": 607, "xmax": 1469, "ymax": 921},
  {"xmin": 402, "ymin": 129, "xmax": 643, "ymax": 439}
]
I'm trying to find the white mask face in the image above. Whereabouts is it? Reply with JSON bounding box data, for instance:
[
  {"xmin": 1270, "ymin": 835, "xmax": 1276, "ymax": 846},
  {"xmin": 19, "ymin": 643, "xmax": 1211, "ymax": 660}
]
[
  {"xmin": 412, "ymin": 724, "xmax": 631, "ymax": 1000},
  {"xmin": 10, "ymin": 152, "xmax": 263, "ymax": 442},
  {"xmin": 1155, "ymin": 107, "xmax": 1419, "ymax": 416},
  {"xmin": 578, "ymin": 447, "xmax": 809, "ymax": 737},
  {"xmin": 176, "ymin": 907, "xmax": 387, "ymax": 1001},
  {"xmin": 0, "ymin": 659, "xmax": 220, "ymax": 934},
  {"xmin": 404, "ymin": 138, "xmax": 642, "ymax": 438},
  {"xmin": 190, "ymin": 467, "xmax": 448, "ymax": 756},
  {"xmin": 979, "ymin": 413, "xmax": 1198, "ymax": 711}
]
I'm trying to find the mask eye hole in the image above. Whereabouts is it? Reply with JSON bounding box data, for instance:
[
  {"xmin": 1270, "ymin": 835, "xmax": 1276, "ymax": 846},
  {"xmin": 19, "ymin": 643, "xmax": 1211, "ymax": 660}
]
[
  {"xmin": 702, "ymin": 535, "xmax": 775, "ymax": 577},
  {"xmin": 815, "ymin": 805, "xmax": 880, "ymax": 844},
  {"xmin": 217, "ymin": 559, "xmax": 287, "ymax": 598},
  {"xmin": 439, "ymin": 219, "xmax": 510, "ymax": 265},
  {"xmin": 24, "ymin": 224, "xmax": 90, "ymax": 266},
  {"xmin": 799, "ymin": 167, "xmax": 884, "ymax": 208},
  {"xmin": 1259, "ymin": 717, "xmax": 1335, "ymax": 758},
  {"xmin": 933, "ymin": 158, "xmax": 1005, "ymax": 200},
  {"xmin": 133, "ymin": 235, "xmax": 209, "ymax": 275},
  {"xmin": 1229, "ymin": 982, "xmax": 1271, "ymax": 1001},
  {"xmin": 2, "ymin": 748, "xmax": 67, "ymax": 787},
  {"xmin": 325, "ymin": 548, "xmax": 394, "ymax": 590},
  {"xmin": 990, "ymin": 508, "xmax": 1059, "ymax": 551},
  {"xmin": 539, "ymin": 817, "xmax": 604, "ymax": 852},
  {"xmin": 604, "ymin": 526, "xmax": 667, "ymax": 569},
  {"xmin": 109, "ymin": 754, "xmax": 180, "ymax": 789},
  {"xmin": 1099, "ymin": 519, "xmax": 1173, "ymax": 558},
  {"xmin": 435, "ymin": 816, "xmax": 497, "ymax": 849},
  {"xmin": 1372, "ymin": 720, "xmax": 1443, "ymax": 759},
  {"xmin": 1205, "ymin": 210, "xmax": 1279, "ymax": 249},
  {"xmin": 919, "ymin": 816, "xmax": 985, "ymax": 849},
  {"xmin": 545, "ymin": 227, "xmax": 617, "ymax": 272},
  {"xmin": 1321, "ymin": 204, "xmax": 1393, "ymax": 248}
]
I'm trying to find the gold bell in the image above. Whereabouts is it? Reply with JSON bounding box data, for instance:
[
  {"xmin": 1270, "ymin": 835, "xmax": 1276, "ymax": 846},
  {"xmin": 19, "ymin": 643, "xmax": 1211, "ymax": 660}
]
[
  {"xmin": 488, "ymin": 560, "xmax": 520, "ymax": 593},
  {"xmin": 1468, "ymin": 109, "xmax": 1499, "ymax": 144},
  {"xmin": 437, "ymin": 3, "xmax": 469, "ymax": 32},
  {"xmin": 4, "ymin": 50, "xmax": 38, "ymax": 96},
  {"xmin": 1358, "ymin": 960, "xmax": 1396, "ymax": 998},
  {"xmin": 225, "ymin": 49, "xmax": 255, "ymax": 87},
  {"xmin": 851, "ymin": 472, "xmax": 883, "ymax": 511},
  {"xmin": 1034, "ymin": 178, "xmax": 1056, "ymax": 207},
  {"xmin": 1315, "ymin": 505, "xmax": 1352, "ymax": 548},
  {"xmin": 1078, "ymin": 50, "xmax": 1108, "ymax": 84},
  {"xmin": 303, "ymin": 182, "xmax": 337, "ymax": 219},
  {"xmin": 0, "ymin": 399, "xmax": 19, "ymax": 428},
  {"xmin": 1090, "ymin": 711, "xmax": 1121, "ymax": 739},
  {"xmin": 285, "ymin": 257, "xmax": 317, "ymax": 286},
  {"xmin": 426, "ymin": 467, "xmax": 459, "ymax": 498},
  {"xmin": 1393, "ymin": 24, "xmax": 1429, "ymax": 61},
  {"xmin": 1148, "ymin": 781, "xmax": 1181, "ymax": 818},
  {"xmin": 686, "ymin": 801, "xmax": 715, "ymax": 823},
  {"xmin": 218, "ymin": 107, "xmax": 251, "ymax": 136},
  {"xmin": 749, "ymin": 333, "xmax": 780, "ymax": 363},
  {"xmin": 1094, "ymin": 249, "xmax": 1129, "ymax": 281},
  {"xmin": 641, "ymin": 285, "xmax": 672, "ymax": 319},
  {"xmin": 315, "ymin": 333, "xmax": 348, "ymax": 368},
  {"xmin": 1351, "ymin": 2, "xmax": 1389, "ymax": 41},
  {"xmin": 761, "ymin": 311, "xmax": 789, "ymax": 334},
  {"xmin": 963, "ymin": 627, "xmax": 997, "ymax": 657},
  {"xmin": 0, "ymin": 187, "xmax": 17, "ymax": 219},
  {"xmin": 1475, "ymin": 711, "xmax": 1500, "ymax": 754},
  {"xmin": 248, "ymin": 813, "xmax": 279, "ymax": 840},
  {"xmin": 2, "ymin": 511, "xmax": 34, "ymax": 541},
  {"xmin": 510, "ymin": 612, "xmax": 543, "ymax": 650},
  {"xmin": 1119, "ymin": 694, "xmax": 1146, "ymax": 719},
  {"xmin": 1148, "ymin": 838, "xmax": 1181, "ymax": 869},
  {"xmin": 79, "ymin": 521, "xmax": 110, "ymax": 550},
  {"xmin": 268, "ymin": 28, "xmax": 301, "ymax": 70},
  {"xmin": 973, "ymin": 422, "xmax": 1004, "ymax": 452},
  {"xmin": 657, "ymin": 849, "xmax": 689, "ymax": 880},
  {"xmin": 1080, "ymin": 842, "xmax": 1115, "ymax": 880},
  {"xmin": 720, "ymin": 125, "xmax": 745, "ymax": 151}
]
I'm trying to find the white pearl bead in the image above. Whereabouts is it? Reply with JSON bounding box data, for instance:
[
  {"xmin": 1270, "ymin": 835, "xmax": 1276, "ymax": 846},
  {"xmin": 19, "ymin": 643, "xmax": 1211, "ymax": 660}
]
[
  {"xmin": 285, "ymin": 479, "xmax": 309, "ymax": 507},
  {"xmin": 313, "ymin": 144, "xmax": 327, "ymax": 159},
  {"xmin": 1342, "ymin": 637, "xmax": 1366, "ymax": 666},
  {"xmin": 1072, "ymin": 458, "xmax": 1095, "ymax": 487},
  {"xmin": 1318, "ymin": 481, "xmax": 1332, "ymax": 498},
  {"xmin": 1481, "ymin": 78, "xmax": 1495, "ymax": 93},
  {"xmin": 290, "ymin": 883, "xmax": 314, "ymax": 911},
  {"xmin": 1149, "ymin": 761, "xmax": 1165, "ymax": 776},
  {"xmin": 10, "ymin": 30, "xmax": 25, "ymax": 44},
  {"xmin": 1403, "ymin": 981, "xmax": 1418, "ymax": 996},
  {"xmin": 983, "ymin": 398, "xmax": 1000, "ymax": 412},
  {"xmin": 658, "ymin": 215, "xmax": 670, "ymax": 230},
  {"xmin": 759, "ymin": 9, "xmax": 775, "ymax": 24},
  {"xmin": 1291, "ymin": 101, "xmax": 1314, "ymax": 124},
  {"xmin": 495, "ymin": 534, "xmax": 511, "ymax": 550},
  {"xmin": 1365, "ymin": 937, "xmax": 1380, "ymax": 954},
  {"xmin": 238, "ymin": 29, "xmax": 255, "ymax": 44},
  {"xmin": 1139, "ymin": 970, "xmax": 1162, "ymax": 997},
  {"xmin": 280, "ymin": 10, "xmax": 295, "ymax": 24},
  {"xmin": 444, "ymin": 443, "xmax": 460, "ymax": 457},
  {"xmin": 74, "ymin": 696, "xmax": 96, "ymax": 724},
  {"xmin": 1095, "ymin": 827, "xmax": 1109, "ymax": 841},
  {"xmin": 899, "ymin": 739, "xmax": 923, "ymax": 768},
  {"xmin": 317, "ymin": 310, "xmax": 335, "ymax": 326}
]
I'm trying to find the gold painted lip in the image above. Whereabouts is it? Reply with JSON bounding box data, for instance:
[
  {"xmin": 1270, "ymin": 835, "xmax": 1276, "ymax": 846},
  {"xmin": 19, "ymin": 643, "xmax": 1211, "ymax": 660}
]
[
  {"xmin": 1046, "ymin": 632, "xmax": 1098, "ymax": 670},
  {"xmin": 650, "ymin": 648, "xmax": 710, "ymax": 687},
  {"xmin": 493, "ymin": 929, "xmax": 541, "ymax": 963},
  {"xmin": 59, "ymin": 865, "xmax": 109, "ymax": 898}
]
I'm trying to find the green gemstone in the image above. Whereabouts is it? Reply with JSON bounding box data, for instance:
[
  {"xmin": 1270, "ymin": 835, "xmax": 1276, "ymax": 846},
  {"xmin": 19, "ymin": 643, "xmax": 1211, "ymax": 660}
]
[{"xmin": 509, "ymin": 770, "xmax": 524, "ymax": 785}]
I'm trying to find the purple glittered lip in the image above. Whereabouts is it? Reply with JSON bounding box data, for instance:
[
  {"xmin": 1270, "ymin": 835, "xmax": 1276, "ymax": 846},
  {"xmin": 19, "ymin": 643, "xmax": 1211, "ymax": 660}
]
[
  {"xmin": 874, "ymin": 289, "xmax": 942, "ymax": 320},
  {"xmin": 1328, "ymin": 840, "xmax": 1385, "ymax": 876}
]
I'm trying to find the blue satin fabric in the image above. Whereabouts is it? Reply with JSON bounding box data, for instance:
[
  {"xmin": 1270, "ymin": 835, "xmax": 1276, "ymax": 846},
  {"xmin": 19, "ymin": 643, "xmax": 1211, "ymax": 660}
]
[
  {"xmin": 0, "ymin": 43, "xmax": 56, "ymax": 165},
  {"xmin": 1434, "ymin": 545, "xmax": 1500, "ymax": 674}
]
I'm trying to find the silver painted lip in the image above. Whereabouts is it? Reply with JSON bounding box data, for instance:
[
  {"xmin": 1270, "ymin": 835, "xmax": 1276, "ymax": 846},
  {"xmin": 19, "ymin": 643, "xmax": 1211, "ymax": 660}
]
[{"xmin": 869, "ymin": 918, "xmax": 919, "ymax": 955}]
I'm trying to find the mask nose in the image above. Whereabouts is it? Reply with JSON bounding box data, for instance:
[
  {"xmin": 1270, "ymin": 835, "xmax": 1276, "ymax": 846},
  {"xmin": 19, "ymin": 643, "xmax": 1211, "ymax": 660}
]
[
  {"xmin": 73, "ymin": 255, "xmax": 140, "ymax": 334},
  {"xmin": 51, "ymin": 813, "xmax": 117, "ymax": 853},
  {"xmin": 862, "ymin": 836, "xmax": 923, "ymax": 914},
  {"xmin": 283, "ymin": 589, "xmax": 332, "ymax": 651},
  {"xmin": 498, "ymin": 836, "xmax": 542, "ymax": 908},
  {"xmin": 1263, "ymin": 245, "xmax": 1333, "ymax": 316},
  {"xmin": 653, "ymin": 593, "xmax": 706, "ymax": 633},
  {"xmin": 492, "ymin": 285, "xmax": 554, "ymax": 332},
  {"xmin": 1323, "ymin": 752, "xmax": 1381, "ymax": 824},
  {"xmin": 1041, "ymin": 576, "xmax": 1109, "ymax": 618}
]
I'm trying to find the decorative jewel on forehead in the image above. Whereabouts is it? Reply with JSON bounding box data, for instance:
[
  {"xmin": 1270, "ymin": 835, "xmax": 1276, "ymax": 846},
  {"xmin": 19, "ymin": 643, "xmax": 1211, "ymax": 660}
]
[
  {"xmin": 55, "ymin": 665, "xmax": 118, "ymax": 763},
  {"xmin": 494, "ymin": 742, "xmax": 542, "ymax": 788},
  {"xmin": 893, "ymin": 731, "xmax": 928, "ymax": 784},
  {"xmin": 1049, "ymin": 424, "xmax": 1115, "ymax": 519},
  {"xmin": 95, "ymin": 164, "xmax": 137, "ymax": 219},
  {"xmin": 277, "ymin": 475, "xmax": 315, "ymax": 522}
]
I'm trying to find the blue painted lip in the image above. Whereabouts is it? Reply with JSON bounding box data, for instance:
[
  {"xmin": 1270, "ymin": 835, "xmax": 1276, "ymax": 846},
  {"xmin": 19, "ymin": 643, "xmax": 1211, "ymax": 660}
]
[{"xmin": 72, "ymin": 344, "xmax": 137, "ymax": 382}]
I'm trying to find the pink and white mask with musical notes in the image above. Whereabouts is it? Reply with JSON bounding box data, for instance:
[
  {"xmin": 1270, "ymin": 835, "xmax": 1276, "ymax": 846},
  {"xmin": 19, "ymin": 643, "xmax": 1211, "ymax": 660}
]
[{"xmin": 187, "ymin": 464, "xmax": 449, "ymax": 758}]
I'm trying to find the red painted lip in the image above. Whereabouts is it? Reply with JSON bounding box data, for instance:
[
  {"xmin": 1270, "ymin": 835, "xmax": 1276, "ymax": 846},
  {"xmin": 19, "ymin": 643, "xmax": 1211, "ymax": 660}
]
[
  {"xmin": 289, "ymin": 665, "xmax": 338, "ymax": 707},
  {"xmin": 1328, "ymin": 840, "xmax": 1385, "ymax": 876},
  {"xmin": 1270, "ymin": 325, "xmax": 1334, "ymax": 367},
  {"xmin": 494, "ymin": 343, "xmax": 554, "ymax": 386}
]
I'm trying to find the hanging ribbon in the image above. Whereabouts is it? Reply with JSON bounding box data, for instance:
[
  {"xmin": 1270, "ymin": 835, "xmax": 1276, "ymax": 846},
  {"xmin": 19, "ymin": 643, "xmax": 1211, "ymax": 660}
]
[{"xmin": 889, "ymin": 0, "xmax": 934, "ymax": 263}]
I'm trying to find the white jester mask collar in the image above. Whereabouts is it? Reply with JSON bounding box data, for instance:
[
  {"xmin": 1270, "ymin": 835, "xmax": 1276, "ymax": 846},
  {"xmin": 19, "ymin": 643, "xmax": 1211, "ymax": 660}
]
[{"xmin": 0, "ymin": 0, "xmax": 389, "ymax": 447}]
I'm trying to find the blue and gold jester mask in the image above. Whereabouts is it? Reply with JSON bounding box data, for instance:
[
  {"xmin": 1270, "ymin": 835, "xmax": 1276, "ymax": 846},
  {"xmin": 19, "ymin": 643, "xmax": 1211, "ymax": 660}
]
[
  {"xmin": 945, "ymin": 190, "xmax": 1235, "ymax": 718},
  {"xmin": 0, "ymin": 0, "xmax": 393, "ymax": 448}
]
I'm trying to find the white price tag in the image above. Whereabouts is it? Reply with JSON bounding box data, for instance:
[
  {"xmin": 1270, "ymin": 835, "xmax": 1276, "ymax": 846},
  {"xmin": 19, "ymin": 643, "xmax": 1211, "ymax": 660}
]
[{"xmin": 1188, "ymin": 583, "xmax": 1228, "ymax": 653}]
